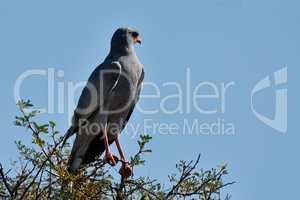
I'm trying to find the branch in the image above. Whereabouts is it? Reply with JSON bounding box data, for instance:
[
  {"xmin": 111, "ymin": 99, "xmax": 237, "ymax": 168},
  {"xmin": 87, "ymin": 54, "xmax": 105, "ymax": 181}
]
[
  {"xmin": 0, "ymin": 164, "xmax": 13, "ymax": 197},
  {"xmin": 165, "ymin": 154, "xmax": 201, "ymax": 198},
  {"xmin": 19, "ymin": 138, "xmax": 63, "ymax": 200}
]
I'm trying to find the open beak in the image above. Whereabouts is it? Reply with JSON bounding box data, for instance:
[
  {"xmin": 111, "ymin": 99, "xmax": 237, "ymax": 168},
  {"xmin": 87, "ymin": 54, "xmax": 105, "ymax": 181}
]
[{"xmin": 134, "ymin": 36, "xmax": 142, "ymax": 44}]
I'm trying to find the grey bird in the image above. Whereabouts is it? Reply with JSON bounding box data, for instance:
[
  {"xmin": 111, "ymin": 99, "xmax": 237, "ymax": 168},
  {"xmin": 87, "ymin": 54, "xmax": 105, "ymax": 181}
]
[{"xmin": 62, "ymin": 27, "xmax": 144, "ymax": 177}]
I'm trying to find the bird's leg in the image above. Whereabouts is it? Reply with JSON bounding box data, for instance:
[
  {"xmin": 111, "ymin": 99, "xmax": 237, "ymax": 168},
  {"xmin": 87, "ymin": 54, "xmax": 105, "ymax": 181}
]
[
  {"xmin": 115, "ymin": 135, "xmax": 133, "ymax": 178},
  {"xmin": 103, "ymin": 125, "xmax": 117, "ymax": 166}
]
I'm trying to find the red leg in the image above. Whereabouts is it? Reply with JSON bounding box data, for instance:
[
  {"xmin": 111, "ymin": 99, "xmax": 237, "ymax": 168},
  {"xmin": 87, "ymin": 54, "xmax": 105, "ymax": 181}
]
[
  {"xmin": 103, "ymin": 125, "xmax": 116, "ymax": 166},
  {"xmin": 115, "ymin": 135, "xmax": 132, "ymax": 178},
  {"xmin": 115, "ymin": 136, "xmax": 125, "ymax": 161}
]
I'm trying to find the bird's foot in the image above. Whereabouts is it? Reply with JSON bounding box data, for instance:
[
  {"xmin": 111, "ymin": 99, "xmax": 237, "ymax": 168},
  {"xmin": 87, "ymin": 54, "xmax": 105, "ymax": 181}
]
[
  {"xmin": 119, "ymin": 162, "xmax": 133, "ymax": 179},
  {"xmin": 104, "ymin": 152, "xmax": 118, "ymax": 166}
]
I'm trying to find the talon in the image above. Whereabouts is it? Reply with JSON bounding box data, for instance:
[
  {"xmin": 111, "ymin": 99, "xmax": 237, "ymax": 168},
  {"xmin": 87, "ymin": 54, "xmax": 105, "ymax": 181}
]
[
  {"xmin": 105, "ymin": 152, "xmax": 118, "ymax": 166},
  {"xmin": 119, "ymin": 162, "xmax": 133, "ymax": 178}
]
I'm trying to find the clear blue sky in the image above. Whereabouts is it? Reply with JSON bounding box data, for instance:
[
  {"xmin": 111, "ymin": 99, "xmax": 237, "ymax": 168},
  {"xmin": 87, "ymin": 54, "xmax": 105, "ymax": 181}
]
[{"xmin": 0, "ymin": 0, "xmax": 299, "ymax": 199}]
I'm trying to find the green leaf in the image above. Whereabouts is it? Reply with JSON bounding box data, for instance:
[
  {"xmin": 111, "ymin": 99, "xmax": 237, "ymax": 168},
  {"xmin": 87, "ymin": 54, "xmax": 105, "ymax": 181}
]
[
  {"xmin": 49, "ymin": 121, "xmax": 56, "ymax": 128},
  {"xmin": 33, "ymin": 137, "xmax": 45, "ymax": 148}
]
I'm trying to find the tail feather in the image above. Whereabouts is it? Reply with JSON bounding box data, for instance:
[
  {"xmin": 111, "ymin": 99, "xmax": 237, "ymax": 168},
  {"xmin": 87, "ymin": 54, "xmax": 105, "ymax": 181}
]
[{"xmin": 67, "ymin": 131, "xmax": 112, "ymax": 173}]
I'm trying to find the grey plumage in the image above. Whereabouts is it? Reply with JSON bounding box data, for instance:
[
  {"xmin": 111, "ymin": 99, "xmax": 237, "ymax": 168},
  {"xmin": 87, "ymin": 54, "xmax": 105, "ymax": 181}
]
[{"xmin": 63, "ymin": 27, "xmax": 144, "ymax": 172}]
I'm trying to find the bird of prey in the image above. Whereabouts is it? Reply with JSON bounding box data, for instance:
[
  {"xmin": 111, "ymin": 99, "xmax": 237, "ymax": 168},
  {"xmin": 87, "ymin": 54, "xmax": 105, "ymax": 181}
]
[{"xmin": 62, "ymin": 27, "xmax": 144, "ymax": 178}]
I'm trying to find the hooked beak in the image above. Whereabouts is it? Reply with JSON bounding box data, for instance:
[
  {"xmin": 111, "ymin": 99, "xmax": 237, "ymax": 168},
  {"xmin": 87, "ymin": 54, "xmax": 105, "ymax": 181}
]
[{"xmin": 134, "ymin": 36, "xmax": 142, "ymax": 44}]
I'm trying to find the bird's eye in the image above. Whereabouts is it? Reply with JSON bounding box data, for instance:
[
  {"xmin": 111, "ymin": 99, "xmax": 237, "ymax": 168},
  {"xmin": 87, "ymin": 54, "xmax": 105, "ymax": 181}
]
[{"xmin": 131, "ymin": 31, "xmax": 139, "ymax": 38}]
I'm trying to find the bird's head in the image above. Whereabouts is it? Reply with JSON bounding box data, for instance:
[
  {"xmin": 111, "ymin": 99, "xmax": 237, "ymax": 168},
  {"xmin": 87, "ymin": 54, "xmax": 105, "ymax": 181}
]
[{"xmin": 110, "ymin": 27, "xmax": 141, "ymax": 53}]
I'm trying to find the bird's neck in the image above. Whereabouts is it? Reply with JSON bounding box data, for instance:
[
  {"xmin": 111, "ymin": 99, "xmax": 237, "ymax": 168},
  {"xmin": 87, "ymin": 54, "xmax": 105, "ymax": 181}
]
[{"xmin": 109, "ymin": 44, "xmax": 135, "ymax": 56}]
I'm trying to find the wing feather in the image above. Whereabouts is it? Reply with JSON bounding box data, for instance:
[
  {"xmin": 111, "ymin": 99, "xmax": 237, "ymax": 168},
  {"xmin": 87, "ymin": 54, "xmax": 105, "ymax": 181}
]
[{"xmin": 61, "ymin": 61, "xmax": 122, "ymax": 148}]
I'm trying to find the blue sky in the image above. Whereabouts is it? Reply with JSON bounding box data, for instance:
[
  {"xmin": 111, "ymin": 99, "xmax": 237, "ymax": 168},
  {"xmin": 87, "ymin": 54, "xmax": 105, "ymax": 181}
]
[{"xmin": 0, "ymin": 0, "xmax": 299, "ymax": 199}]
